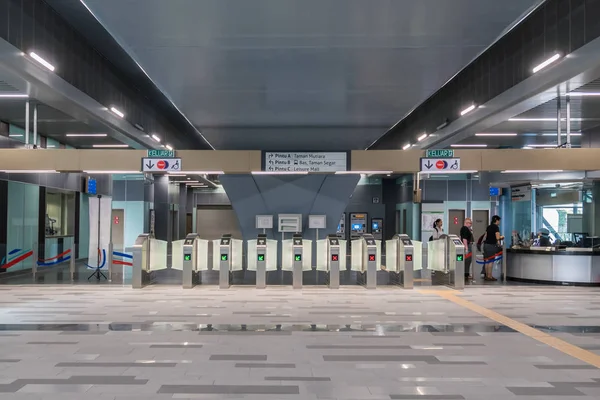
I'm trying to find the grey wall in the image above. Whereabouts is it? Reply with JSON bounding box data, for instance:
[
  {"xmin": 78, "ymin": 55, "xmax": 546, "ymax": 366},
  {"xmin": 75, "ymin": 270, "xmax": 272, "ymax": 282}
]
[
  {"xmin": 220, "ymin": 174, "xmax": 360, "ymax": 242},
  {"xmin": 153, "ymin": 175, "xmax": 169, "ymax": 241}
]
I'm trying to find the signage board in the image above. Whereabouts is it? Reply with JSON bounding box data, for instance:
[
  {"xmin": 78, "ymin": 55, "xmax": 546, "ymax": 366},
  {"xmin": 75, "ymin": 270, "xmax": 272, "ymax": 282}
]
[
  {"xmin": 511, "ymin": 185, "xmax": 532, "ymax": 202},
  {"xmin": 148, "ymin": 149, "xmax": 175, "ymax": 158},
  {"xmin": 420, "ymin": 158, "xmax": 460, "ymax": 172},
  {"xmin": 142, "ymin": 157, "xmax": 181, "ymax": 172},
  {"xmin": 426, "ymin": 149, "xmax": 454, "ymax": 158},
  {"xmin": 264, "ymin": 152, "xmax": 347, "ymax": 173}
]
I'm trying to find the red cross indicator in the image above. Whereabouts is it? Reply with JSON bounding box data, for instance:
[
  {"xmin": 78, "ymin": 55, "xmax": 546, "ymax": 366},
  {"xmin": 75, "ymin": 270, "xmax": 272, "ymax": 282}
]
[
  {"xmin": 368, "ymin": 254, "xmax": 376, "ymax": 262},
  {"xmin": 405, "ymin": 255, "xmax": 412, "ymax": 262},
  {"xmin": 331, "ymin": 254, "xmax": 338, "ymax": 262}
]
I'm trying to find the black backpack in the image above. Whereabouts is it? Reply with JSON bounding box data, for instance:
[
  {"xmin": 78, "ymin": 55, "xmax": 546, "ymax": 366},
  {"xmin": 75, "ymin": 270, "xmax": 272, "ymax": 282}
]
[{"xmin": 476, "ymin": 233, "xmax": 486, "ymax": 252}]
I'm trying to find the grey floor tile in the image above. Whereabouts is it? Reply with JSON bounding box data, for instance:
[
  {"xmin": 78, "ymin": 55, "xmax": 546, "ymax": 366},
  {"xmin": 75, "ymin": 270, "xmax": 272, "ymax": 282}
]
[
  {"xmin": 210, "ymin": 355, "xmax": 267, "ymax": 361},
  {"xmin": 235, "ymin": 363, "xmax": 296, "ymax": 368},
  {"xmin": 390, "ymin": 396, "xmax": 465, "ymax": 399},
  {"xmin": 157, "ymin": 384, "xmax": 300, "ymax": 394},
  {"xmin": 535, "ymin": 365, "xmax": 597, "ymax": 370},
  {"xmin": 264, "ymin": 376, "xmax": 331, "ymax": 381},
  {"xmin": 507, "ymin": 386, "xmax": 585, "ymax": 396}
]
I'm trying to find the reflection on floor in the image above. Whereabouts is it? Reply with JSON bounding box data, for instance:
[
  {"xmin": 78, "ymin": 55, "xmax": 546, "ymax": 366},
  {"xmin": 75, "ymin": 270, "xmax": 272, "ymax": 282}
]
[{"xmin": 0, "ymin": 285, "xmax": 599, "ymax": 399}]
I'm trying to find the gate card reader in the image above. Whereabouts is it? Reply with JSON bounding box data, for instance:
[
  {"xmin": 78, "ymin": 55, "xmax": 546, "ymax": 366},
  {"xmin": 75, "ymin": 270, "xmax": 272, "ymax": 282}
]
[
  {"xmin": 183, "ymin": 233, "xmax": 199, "ymax": 289},
  {"xmin": 448, "ymin": 234, "xmax": 465, "ymax": 290},
  {"xmin": 327, "ymin": 235, "xmax": 341, "ymax": 289},
  {"xmin": 396, "ymin": 234, "xmax": 414, "ymax": 289},
  {"xmin": 292, "ymin": 234, "xmax": 303, "ymax": 289},
  {"xmin": 363, "ymin": 234, "xmax": 377, "ymax": 289},
  {"xmin": 256, "ymin": 233, "xmax": 268, "ymax": 289},
  {"xmin": 219, "ymin": 234, "xmax": 233, "ymax": 289}
]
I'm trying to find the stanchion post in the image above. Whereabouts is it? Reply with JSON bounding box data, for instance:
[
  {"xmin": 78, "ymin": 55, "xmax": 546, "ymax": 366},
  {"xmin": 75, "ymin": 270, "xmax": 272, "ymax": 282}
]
[
  {"xmin": 107, "ymin": 242, "xmax": 114, "ymax": 281},
  {"xmin": 70, "ymin": 242, "xmax": 76, "ymax": 282},
  {"xmin": 32, "ymin": 242, "xmax": 38, "ymax": 281},
  {"xmin": 502, "ymin": 241, "xmax": 507, "ymax": 283}
]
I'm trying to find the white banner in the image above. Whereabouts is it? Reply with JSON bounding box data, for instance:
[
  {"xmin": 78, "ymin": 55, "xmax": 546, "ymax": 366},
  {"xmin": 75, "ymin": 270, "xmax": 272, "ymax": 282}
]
[{"xmin": 88, "ymin": 196, "xmax": 112, "ymax": 269}]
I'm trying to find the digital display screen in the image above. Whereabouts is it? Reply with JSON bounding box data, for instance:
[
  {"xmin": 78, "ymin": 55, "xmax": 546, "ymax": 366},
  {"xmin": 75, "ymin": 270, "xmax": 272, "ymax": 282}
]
[
  {"xmin": 489, "ymin": 187, "xmax": 500, "ymax": 196},
  {"xmin": 294, "ymin": 254, "xmax": 302, "ymax": 262},
  {"xmin": 257, "ymin": 254, "xmax": 265, "ymax": 262},
  {"xmin": 405, "ymin": 255, "xmax": 412, "ymax": 262},
  {"xmin": 372, "ymin": 222, "xmax": 379, "ymax": 230},
  {"xmin": 184, "ymin": 254, "xmax": 192, "ymax": 261},
  {"xmin": 352, "ymin": 224, "xmax": 362, "ymax": 231},
  {"xmin": 331, "ymin": 254, "xmax": 339, "ymax": 262},
  {"xmin": 368, "ymin": 254, "xmax": 376, "ymax": 262},
  {"xmin": 456, "ymin": 255, "xmax": 464, "ymax": 262},
  {"xmin": 221, "ymin": 254, "xmax": 228, "ymax": 261}
]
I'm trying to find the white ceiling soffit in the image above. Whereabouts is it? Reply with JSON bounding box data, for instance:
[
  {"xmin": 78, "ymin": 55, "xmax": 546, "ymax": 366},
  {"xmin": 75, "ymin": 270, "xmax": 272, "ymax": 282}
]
[
  {"xmin": 0, "ymin": 38, "xmax": 158, "ymax": 150},
  {"xmin": 78, "ymin": 0, "xmax": 541, "ymax": 150}
]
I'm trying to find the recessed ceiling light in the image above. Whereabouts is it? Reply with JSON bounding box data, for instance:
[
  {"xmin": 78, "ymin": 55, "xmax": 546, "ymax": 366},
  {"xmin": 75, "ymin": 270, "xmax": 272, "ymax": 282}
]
[
  {"xmin": 542, "ymin": 133, "xmax": 582, "ymax": 136},
  {"xmin": 568, "ymin": 92, "xmax": 600, "ymax": 96},
  {"xmin": 110, "ymin": 107, "xmax": 125, "ymax": 118},
  {"xmin": 151, "ymin": 134, "xmax": 161, "ymax": 142},
  {"xmin": 66, "ymin": 133, "xmax": 107, "ymax": 137},
  {"xmin": 165, "ymin": 144, "xmax": 173, "ymax": 151},
  {"xmin": 450, "ymin": 144, "xmax": 487, "ymax": 148},
  {"xmin": 402, "ymin": 143, "xmax": 411, "ymax": 150},
  {"xmin": 532, "ymin": 53, "xmax": 561, "ymax": 73},
  {"xmin": 29, "ymin": 52, "xmax": 55, "ymax": 71},
  {"xmin": 502, "ymin": 170, "xmax": 563, "ymax": 173},
  {"xmin": 475, "ymin": 133, "xmax": 517, "ymax": 137},
  {"xmin": 509, "ymin": 118, "xmax": 583, "ymax": 122},
  {"xmin": 417, "ymin": 133, "xmax": 428, "ymax": 142},
  {"xmin": 9, "ymin": 134, "xmax": 23, "ymax": 137},
  {"xmin": 92, "ymin": 144, "xmax": 128, "ymax": 148},
  {"xmin": 0, "ymin": 94, "xmax": 28, "ymax": 98},
  {"xmin": 523, "ymin": 144, "xmax": 558, "ymax": 148},
  {"xmin": 460, "ymin": 104, "xmax": 476, "ymax": 116}
]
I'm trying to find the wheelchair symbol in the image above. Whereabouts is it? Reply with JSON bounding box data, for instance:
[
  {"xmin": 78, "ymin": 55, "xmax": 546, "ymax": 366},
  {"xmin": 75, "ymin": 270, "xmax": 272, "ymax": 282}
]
[
  {"xmin": 450, "ymin": 160, "xmax": 459, "ymax": 170},
  {"xmin": 171, "ymin": 160, "xmax": 180, "ymax": 170}
]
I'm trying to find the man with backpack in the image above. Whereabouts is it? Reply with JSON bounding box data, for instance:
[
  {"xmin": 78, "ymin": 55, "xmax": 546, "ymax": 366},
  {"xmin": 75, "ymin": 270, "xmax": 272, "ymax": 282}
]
[{"xmin": 460, "ymin": 218, "xmax": 474, "ymax": 280}]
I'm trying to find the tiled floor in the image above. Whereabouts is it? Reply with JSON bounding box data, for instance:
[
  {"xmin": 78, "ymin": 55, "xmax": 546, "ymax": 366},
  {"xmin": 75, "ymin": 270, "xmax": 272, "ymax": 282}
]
[{"xmin": 0, "ymin": 285, "xmax": 599, "ymax": 399}]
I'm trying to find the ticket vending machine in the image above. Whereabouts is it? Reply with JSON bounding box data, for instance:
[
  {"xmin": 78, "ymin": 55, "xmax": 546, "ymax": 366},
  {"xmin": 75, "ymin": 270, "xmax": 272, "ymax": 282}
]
[
  {"xmin": 363, "ymin": 234, "xmax": 378, "ymax": 289},
  {"xmin": 219, "ymin": 234, "xmax": 232, "ymax": 289},
  {"xmin": 256, "ymin": 234, "xmax": 268, "ymax": 289},
  {"xmin": 447, "ymin": 235, "xmax": 465, "ymax": 290},
  {"xmin": 336, "ymin": 213, "xmax": 346, "ymax": 239},
  {"xmin": 396, "ymin": 234, "xmax": 414, "ymax": 289},
  {"xmin": 327, "ymin": 235, "xmax": 341, "ymax": 289},
  {"xmin": 350, "ymin": 213, "xmax": 367, "ymax": 240},
  {"xmin": 371, "ymin": 218, "xmax": 383, "ymax": 241},
  {"xmin": 182, "ymin": 233, "xmax": 199, "ymax": 289},
  {"xmin": 292, "ymin": 234, "xmax": 303, "ymax": 289}
]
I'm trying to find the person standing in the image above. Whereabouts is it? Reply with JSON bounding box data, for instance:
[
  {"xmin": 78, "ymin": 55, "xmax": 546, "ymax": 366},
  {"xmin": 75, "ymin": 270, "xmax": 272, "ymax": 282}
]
[
  {"xmin": 460, "ymin": 218, "xmax": 474, "ymax": 280},
  {"xmin": 432, "ymin": 219, "xmax": 443, "ymax": 240},
  {"xmin": 483, "ymin": 215, "xmax": 504, "ymax": 281}
]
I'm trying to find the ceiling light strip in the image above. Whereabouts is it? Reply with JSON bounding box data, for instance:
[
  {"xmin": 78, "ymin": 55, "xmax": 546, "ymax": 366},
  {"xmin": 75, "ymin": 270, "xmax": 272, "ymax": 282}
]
[
  {"xmin": 532, "ymin": 53, "xmax": 561, "ymax": 73},
  {"xmin": 29, "ymin": 52, "xmax": 55, "ymax": 71},
  {"xmin": 460, "ymin": 104, "xmax": 476, "ymax": 116}
]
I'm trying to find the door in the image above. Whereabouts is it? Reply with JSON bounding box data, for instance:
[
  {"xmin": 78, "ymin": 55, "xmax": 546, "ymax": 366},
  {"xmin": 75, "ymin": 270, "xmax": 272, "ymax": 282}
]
[
  {"xmin": 448, "ymin": 209, "xmax": 465, "ymax": 236},
  {"xmin": 472, "ymin": 210, "xmax": 489, "ymax": 241},
  {"xmin": 186, "ymin": 213, "xmax": 193, "ymax": 235},
  {"xmin": 111, "ymin": 209, "xmax": 125, "ymax": 250}
]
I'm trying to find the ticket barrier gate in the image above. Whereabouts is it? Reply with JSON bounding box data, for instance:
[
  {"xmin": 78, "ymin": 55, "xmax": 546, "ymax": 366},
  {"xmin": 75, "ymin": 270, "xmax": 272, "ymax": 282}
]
[
  {"xmin": 447, "ymin": 235, "xmax": 465, "ymax": 289},
  {"xmin": 182, "ymin": 234, "xmax": 200, "ymax": 288},
  {"xmin": 386, "ymin": 234, "xmax": 414, "ymax": 289},
  {"xmin": 327, "ymin": 235, "xmax": 341, "ymax": 289},
  {"xmin": 292, "ymin": 234, "xmax": 303, "ymax": 289},
  {"xmin": 256, "ymin": 234, "xmax": 268, "ymax": 289},
  {"xmin": 129, "ymin": 234, "xmax": 151, "ymax": 289},
  {"xmin": 362, "ymin": 234, "xmax": 378, "ymax": 289},
  {"xmin": 219, "ymin": 234, "xmax": 232, "ymax": 289}
]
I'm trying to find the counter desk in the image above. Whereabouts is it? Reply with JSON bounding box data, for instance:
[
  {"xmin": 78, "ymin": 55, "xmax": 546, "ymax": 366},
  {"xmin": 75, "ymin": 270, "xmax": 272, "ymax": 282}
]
[{"xmin": 507, "ymin": 248, "xmax": 600, "ymax": 286}]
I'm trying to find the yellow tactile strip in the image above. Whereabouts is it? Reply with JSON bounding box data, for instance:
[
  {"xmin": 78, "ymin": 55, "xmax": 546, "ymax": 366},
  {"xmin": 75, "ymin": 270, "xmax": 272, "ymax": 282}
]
[{"xmin": 420, "ymin": 289, "xmax": 600, "ymax": 369}]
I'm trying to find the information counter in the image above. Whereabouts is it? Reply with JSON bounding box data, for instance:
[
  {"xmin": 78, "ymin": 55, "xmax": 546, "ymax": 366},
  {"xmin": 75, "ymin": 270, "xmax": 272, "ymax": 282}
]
[{"xmin": 507, "ymin": 248, "xmax": 600, "ymax": 286}]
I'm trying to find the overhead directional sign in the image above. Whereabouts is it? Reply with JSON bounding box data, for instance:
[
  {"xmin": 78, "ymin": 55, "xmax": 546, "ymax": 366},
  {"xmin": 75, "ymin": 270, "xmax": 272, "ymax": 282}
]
[
  {"xmin": 142, "ymin": 157, "xmax": 181, "ymax": 172},
  {"xmin": 148, "ymin": 149, "xmax": 175, "ymax": 158},
  {"xmin": 426, "ymin": 149, "xmax": 454, "ymax": 158},
  {"xmin": 264, "ymin": 152, "xmax": 347, "ymax": 173},
  {"xmin": 420, "ymin": 158, "xmax": 461, "ymax": 172}
]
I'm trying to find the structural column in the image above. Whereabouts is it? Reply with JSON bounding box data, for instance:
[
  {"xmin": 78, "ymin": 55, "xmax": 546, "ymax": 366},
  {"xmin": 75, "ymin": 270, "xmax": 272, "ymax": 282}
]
[{"xmin": 153, "ymin": 175, "xmax": 170, "ymax": 241}]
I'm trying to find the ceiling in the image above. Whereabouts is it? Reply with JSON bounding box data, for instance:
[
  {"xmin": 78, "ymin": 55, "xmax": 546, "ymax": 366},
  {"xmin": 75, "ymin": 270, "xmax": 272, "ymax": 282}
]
[
  {"xmin": 0, "ymin": 98, "xmax": 131, "ymax": 148},
  {"xmin": 453, "ymin": 79, "xmax": 600, "ymax": 149},
  {"xmin": 58, "ymin": 0, "xmax": 542, "ymax": 151}
]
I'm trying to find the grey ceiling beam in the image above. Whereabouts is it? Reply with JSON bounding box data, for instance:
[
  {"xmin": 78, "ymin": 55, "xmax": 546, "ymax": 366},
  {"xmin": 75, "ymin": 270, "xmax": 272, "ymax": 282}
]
[
  {"xmin": 422, "ymin": 35, "xmax": 600, "ymax": 149},
  {"xmin": 0, "ymin": 38, "xmax": 158, "ymax": 150}
]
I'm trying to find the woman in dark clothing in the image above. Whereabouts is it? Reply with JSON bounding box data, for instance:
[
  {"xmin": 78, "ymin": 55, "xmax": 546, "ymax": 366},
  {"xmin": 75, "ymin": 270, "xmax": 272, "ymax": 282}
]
[{"xmin": 483, "ymin": 215, "xmax": 504, "ymax": 281}]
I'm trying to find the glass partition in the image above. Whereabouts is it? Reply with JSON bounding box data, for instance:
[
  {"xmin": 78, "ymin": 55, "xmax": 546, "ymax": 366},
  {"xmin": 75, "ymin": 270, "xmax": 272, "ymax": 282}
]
[{"xmin": 45, "ymin": 190, "xmax": 76, "ymax": 237}]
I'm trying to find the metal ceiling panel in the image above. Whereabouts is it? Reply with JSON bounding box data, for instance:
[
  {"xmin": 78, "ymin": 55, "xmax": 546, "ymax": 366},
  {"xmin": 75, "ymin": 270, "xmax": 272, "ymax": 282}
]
[{"xmin": 74, "ymin": 0, "xmax": 539, "ymax": 150}]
